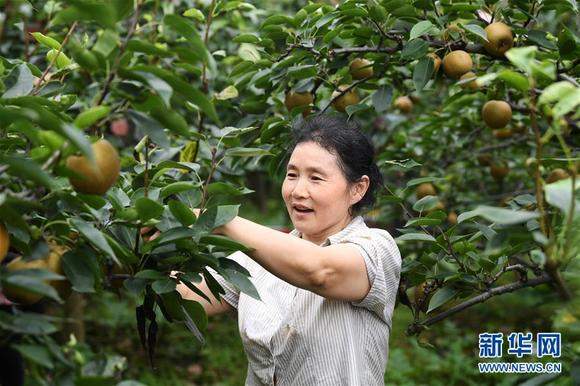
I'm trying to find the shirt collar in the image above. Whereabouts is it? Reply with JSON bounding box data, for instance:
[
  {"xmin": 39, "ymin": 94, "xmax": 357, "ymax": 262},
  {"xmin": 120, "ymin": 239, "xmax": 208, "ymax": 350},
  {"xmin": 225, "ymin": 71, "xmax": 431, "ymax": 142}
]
[{"xmin": 289, "ymin": 216, "xmax": 366, "ymax": 246}]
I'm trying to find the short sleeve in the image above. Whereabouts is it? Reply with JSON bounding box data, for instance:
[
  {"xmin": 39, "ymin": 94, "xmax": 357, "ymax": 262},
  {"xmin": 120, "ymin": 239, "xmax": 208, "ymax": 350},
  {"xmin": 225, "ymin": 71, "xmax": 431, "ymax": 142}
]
[
  {"xmin": 205, "ymin": 250, "xmax": 249, "ymax": 309},
  {"xmin": 340, "ymin": 229, "xmax": 402, "ymax": 324}
]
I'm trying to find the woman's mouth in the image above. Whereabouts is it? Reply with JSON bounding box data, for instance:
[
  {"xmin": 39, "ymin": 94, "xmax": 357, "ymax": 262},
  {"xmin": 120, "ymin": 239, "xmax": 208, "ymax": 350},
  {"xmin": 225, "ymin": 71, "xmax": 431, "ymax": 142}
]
[{"xmin": 293, "ymin": 205, "xmax": 314, "ymax": 214}]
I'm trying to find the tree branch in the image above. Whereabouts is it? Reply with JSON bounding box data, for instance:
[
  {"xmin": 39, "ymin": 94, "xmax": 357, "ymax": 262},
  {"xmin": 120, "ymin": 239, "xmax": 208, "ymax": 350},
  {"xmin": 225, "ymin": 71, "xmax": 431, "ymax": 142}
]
[{"xmin": 407, "ymin": 274, "xmax": 553, "ymax": 335}]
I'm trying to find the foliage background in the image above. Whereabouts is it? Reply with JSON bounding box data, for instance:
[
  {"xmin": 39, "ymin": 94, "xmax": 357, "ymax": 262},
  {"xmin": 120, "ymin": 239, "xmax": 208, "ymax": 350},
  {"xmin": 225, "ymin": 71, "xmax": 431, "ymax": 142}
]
[{"xmin": 0, "ymin": 0, "xmax": 578, "ymax": 385}]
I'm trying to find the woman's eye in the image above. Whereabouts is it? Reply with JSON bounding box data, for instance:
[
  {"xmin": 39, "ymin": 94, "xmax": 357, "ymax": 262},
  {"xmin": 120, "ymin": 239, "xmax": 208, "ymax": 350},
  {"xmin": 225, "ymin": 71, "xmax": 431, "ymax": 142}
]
[
  {"xmin": 286, "ymin": 173, "xmax": 296, "ymax": 178},
  {"xmin": 311, "ymin": 176, "xmax": 322, "ymax": 181}
]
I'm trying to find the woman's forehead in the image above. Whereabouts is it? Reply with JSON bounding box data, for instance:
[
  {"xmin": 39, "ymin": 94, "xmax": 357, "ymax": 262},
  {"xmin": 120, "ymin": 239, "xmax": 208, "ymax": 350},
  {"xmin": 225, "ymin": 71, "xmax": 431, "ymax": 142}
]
[{"xmin": 288, "ymin": 142, "xmax": 340, "ymax": 171}]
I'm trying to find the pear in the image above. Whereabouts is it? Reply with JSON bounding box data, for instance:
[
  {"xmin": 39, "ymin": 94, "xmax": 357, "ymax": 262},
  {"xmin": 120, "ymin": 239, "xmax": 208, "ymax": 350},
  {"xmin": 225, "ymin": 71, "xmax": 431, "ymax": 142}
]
[
  {"xmin": 484, "ymin": 22, "xmax": 514, "ymax": 57},
  {"xmin": 0, "ymin": 223, "xmax": 9, "ymax": 263},
  {"xmin": 66, "ymin": 139, "xmax": 120, "ymax": 195},
  {"xmin": 443, "ymin": 50, "xmax": 473, "ymax": 78},
  {"xmin": 395, "ymin": 96, "xmax": 413, "ymax": 113},
  {"xmin": 284, "ymin": 91, "xmax": 314, "ymax": 116},
  {"xmin": 349, "ymin": 58, "xmax": 373, "ymax": 80},
  {"xmin": 482, "ymin": 100, "xmax": 512, "ymax": 129},
  {"xmin": 331, "ymin": 85, "xmax": 360, "ymax": 112}
]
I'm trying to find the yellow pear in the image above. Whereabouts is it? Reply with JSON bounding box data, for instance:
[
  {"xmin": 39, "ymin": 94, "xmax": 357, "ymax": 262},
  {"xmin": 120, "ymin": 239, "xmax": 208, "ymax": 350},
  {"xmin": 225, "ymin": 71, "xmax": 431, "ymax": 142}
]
[
  {"xmin": 443, "ymin": 50, "xmax": 473, "ymax": 78},
  {"xmin": 395, "ymin": 96, "xmax": 413, "ymax": 113},
  {"xmin": 459, "ymin": 72, "xmax": 479, "ymax": 90},
  {"xmin": 331, "ymin": 85, "xmax": 360, "ymax": 112},
  {"xmin": 284, "ymin": 91, "xmax": 314, "ymax": 116},
  {"xmin": 482, "ymin": 100, "xmax": 512, "ymax": 129},
  {"xmin": 349, "ymin": 58, "xmax": 374, "ymax": 80},
  {"xmin": 484, "ymin": 22, "xmax": 514, "ymax": 57},
  {"xmin": 0, "ymin": 223, "xmax": 9, "ymax": 263},
  {"xmin": 546, "ymin": 168, "xmax": 570, "ymax": 183},
  {"xmin": 4, "ymin": 257, "xmax": 49, "ymax": 305},
  {"xmin": 416, "ymin": 183, "xmax": 436, "ymax": 199},
  {"xmin": 66, "ymin": 139, "xmax": 120, "ymax": 195}
]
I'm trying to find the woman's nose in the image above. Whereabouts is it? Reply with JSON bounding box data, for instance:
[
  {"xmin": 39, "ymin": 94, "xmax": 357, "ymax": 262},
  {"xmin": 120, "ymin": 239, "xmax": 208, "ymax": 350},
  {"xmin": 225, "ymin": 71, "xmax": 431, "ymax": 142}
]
[{"xmin": 291, "ymin": 178, "xmax": 308, "ymax": 198}]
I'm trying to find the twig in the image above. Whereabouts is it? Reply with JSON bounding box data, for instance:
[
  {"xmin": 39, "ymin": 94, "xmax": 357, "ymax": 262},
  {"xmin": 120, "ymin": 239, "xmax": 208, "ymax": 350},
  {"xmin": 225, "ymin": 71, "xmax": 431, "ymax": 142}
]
[
  {"xmin": 407, "ymin": 274, "xmax": 552, "ymax": 335},
  {"xmin": 530, "ymin": 87, "xmax": 548, "ymax": 238},
  {"xmin": 31, "ymin": 21, "xmax": 78, "ymax": 95},
  {"xmin": 201, "ymin": 0, "xmax": 217, "ymax": 93},
  {"xmin": 94, "ymin": 1, "xmax": 142, "ymax": 106},
  {"xmin": 476, "ymin": 136, "xmax": 528, "ymax": 153},
  {"xmin": 557, "ymin": 73, "xmax": 580, "ymax": 87}
]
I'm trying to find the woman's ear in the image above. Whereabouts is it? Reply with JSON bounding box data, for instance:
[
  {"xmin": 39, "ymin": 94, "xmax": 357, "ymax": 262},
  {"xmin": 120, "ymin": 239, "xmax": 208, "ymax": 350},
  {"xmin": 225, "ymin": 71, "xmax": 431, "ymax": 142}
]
[{"xmin": 350, "ymin": 175, "xmax": 370, "ymax": 205}]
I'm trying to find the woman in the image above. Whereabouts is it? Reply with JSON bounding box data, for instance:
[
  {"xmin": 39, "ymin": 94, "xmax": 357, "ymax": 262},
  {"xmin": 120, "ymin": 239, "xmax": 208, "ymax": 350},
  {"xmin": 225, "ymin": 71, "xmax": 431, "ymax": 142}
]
[{"xmin": 176, "ymin": 114, "xmax": 402, "ymax": 385}]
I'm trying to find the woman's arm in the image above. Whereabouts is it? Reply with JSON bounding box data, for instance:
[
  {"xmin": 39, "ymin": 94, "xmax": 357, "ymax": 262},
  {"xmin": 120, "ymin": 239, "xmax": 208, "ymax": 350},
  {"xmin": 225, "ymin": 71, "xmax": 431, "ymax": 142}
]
[{"xmin": 173, "ymin": 271, "xmax": 234, "ymax": 317}]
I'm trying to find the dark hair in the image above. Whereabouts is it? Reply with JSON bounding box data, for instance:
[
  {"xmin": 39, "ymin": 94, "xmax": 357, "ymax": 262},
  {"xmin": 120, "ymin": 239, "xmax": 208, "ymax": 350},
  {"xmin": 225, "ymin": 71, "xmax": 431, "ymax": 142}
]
[{"xmin": 286, "ymin": 114, "xmax": 384, "ymax": 216}]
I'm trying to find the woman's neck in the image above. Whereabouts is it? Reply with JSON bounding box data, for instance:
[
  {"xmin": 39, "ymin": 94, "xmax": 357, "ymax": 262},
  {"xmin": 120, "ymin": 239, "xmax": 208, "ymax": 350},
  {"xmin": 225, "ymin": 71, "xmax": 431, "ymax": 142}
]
[{"xmin": 300, "ymin": 215, "xmax": 354, "ymax": 245}]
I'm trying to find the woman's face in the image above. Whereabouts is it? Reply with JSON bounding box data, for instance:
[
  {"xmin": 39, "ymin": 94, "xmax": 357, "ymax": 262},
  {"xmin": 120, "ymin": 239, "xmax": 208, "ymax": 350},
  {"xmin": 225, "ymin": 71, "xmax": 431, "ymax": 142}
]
[{"xmin": 281, "ymin": 141, "xmax": 369, "ymax": 243}]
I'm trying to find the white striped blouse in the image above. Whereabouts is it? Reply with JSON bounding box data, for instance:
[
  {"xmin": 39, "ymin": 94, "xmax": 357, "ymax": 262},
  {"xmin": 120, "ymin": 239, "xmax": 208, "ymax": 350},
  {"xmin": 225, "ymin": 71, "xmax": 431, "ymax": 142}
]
[{"xmin": 207, "ymin": 215, "xmax": 402, "ymax": 385}]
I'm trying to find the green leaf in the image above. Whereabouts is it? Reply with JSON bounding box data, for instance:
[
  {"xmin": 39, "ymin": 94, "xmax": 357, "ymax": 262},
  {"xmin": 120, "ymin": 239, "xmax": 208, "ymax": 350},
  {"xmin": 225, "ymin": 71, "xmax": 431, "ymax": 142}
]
[
  {"xmin": 427, "ymin": 287, "xmax": 458, "ymax": 313},
  {"xmin": 539, "ymin": 81, "xmax": 576, "ymax": 105},
  {"xmin": 401, "ymin": 39, "xmax": 429, "ymax": 60},
  {"xmin": 163, "ymin": 15, "xmax": 210, "ymax": 65},
  {"xmin": 3, "ymin": 269, "xmax": 62, "ymax": 303},
  {"xmin": 497, "ymin": 70, "xmax": 529, "ymax": 91},
  {"xmin": 218, "ymin": 267, "xmax": 261, "ymax": 301},
  {"xmin": 461, "ymin": 24, "xmax": 488, "ymax": 42},
  {"xmin": 126, "ymin": 110, "xmax": 170, "ymax": 147},
  {"xmin": 31, "ymin": 32, "xmax": 61, "ymax": 50},
  {"xmin": 0, "ymin": 155, "xmax": 55, "ymax": 189},
  {"xmin": 193, "ymin": 205, "xmax": 239, "ymax": 239},
  {"xmin": 70, "ymin": 218, "xmax": 118, "ymax": 264},
  {"xmin": 129, "ymin": 66, "xmax": 220, "ymax": 125},
  {"xmin": 135, "ymin": 197, "xmax": 164, "ymax": 222},
  {"xmin": 527, "ymin": 30, "xmax": 557, "ymax": 50},
  {"xmin": 74, "ymin": 105, "xmax": 111, "ymax": 129},
  {"xmin": 207, "ymin": 182, "xmax": 253, "ymax": 196},
  {"xmin": 2, "ymin": 63, "xmax": 34, "ymax": 98},
  {"xmin": 395, "ymin": 233, "xmax": 436, "ymax": 242},
  {"xmin": 152, "ymin": 278, "xmax": 177, "ymax": 294},
  {"xmin": 146, "ymin": 227, "xmax": 198, "ymax": 250},
  {"xmin": 372, "ymin": 86, "xmax": 393, "ymax": 113},
  {"xmin": 457, "ymin": 205, "xmax": 540, "ymax": 225},
  {"xmin": 62, "ymin": 247, "xmax": 99, "ymax": 293},
  {"xmin": 214, "ymin": 85, "xmax": 239, "ymax": 100},
  {"xmin": 225, "ymin": 147, "xmax": 271, "ymax": 157},
  {"xmin": 404, "ymin": 217, "xmax": 443, "ymax": 227},
  {"xmin": 505, "ymin": 46, "xmax": 537, "ymax": 75},
  {"xmin": 233, "ymin": 34, "xmax": 260, "ymax": 44},
  {"xmin": 406, "ymin": 177, "xmax": 445, "ymax": 187},
  {"xmin": 168, "ymin": 200, "xmax": 197, "ymax": 226},
  {"xmin": 409, "ymin": 20, "xmax": 435, "ymax": 40},
  {"xmin": 413, "ymin": 57, "xmax": 434, "ymax": 92},
  {"xmin": 93, "ymin": 29, "xmax": 119, "ymax": 56},
  {"xmin": 545, "ymin": 178, "xmax": 579, "ymax": 216},
  {"xmin": 413, "ymin": 196, "xmax": 440, "ymax": 212},
  {"xmin": 127, "ymin": 39, "xmax": 171, "ymax": 57},
  {"xmin": 160, "ymin": 182, "xmax": 199, "ymax": 200},
  {"xmin": 14, "ymin": 344, "xmax": 53, "ymax": 369},
  {"xmin": 135, "ymin": 270, "xmax": 166, "ymax": 280},
  {"xmin": 181, "ymin": 299, "xmax": 207, "ymax": 344},
  {"xmin": 553, "ymin": 88, "xmax": 580, "ymax": 117},
  {"xmin": 200, "ymin": 235, "xmax": 252, "ymax": 252},
  {"xmin": 183, "ymin": 8, "xmax": 205, "ymax": 22}
]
